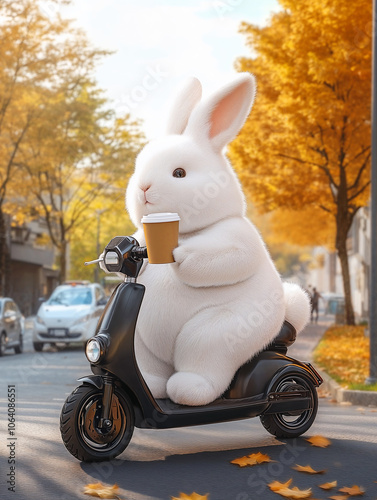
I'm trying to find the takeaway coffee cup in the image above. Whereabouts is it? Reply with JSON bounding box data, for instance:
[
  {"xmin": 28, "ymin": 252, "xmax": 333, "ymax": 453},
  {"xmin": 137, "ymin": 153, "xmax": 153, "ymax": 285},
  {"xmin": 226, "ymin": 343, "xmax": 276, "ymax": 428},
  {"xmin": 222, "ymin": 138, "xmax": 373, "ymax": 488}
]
[{"xmin": 141, "ymin": 212, "xmax": 180, "ymax": 264}]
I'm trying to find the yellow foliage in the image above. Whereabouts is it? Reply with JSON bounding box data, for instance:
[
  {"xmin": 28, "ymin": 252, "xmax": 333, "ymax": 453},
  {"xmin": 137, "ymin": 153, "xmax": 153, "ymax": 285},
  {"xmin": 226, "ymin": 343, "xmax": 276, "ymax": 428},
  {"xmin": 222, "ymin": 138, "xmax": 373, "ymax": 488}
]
[
  {"xmin": 268, "ymin": 479, "xmax": 293, "ymax": 492},
  {"xmin": 338, "ymin": 484, "xmax": 366, "ymax": 496},
  {"xmin": 319, "ymin": 480, "xmax": 337, "ymax": 490},
  {"xmin": 231, "ymin": 451, "xmax": 274, "ymax": 467},
  {"xmin": 314, "ymin": 326, "xmax": 370, "ymax": 386},
  {"xmin": 292, "ymin": 464, "xmax": 325, "ymax": 474},
  {"xmin": 268, "ymin": 207, "xmax": 335, "ymax": 250},
  {"xmin": 171, "ymin": 494, "xmax": 209, "ymax": 500},
  {"xmin": 306, "ymin": 435, "xmax": 331, "ymax": 448},
  {"xmin": 0, "ymin": 0, "xmax": 145, "ymax": 283},
  {"xmin": 84, "ymin": 482, "xmax": 120, "ymax": 499},
  {"xmin": 230, "ymin": 0, "xmax": 371, "ymax": 250}
]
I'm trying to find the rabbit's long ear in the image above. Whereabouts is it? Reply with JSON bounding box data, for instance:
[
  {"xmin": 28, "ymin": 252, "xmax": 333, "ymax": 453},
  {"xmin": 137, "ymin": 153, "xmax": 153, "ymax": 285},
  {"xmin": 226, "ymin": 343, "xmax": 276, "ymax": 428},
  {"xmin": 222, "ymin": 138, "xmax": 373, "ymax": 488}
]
[
  {"xmin": 185, "ymin": 73, "xmax": 256, "ymax": 152},
  {"xmin": 165, "ymin": 77, "xmax": 202, "ymax": 135}
]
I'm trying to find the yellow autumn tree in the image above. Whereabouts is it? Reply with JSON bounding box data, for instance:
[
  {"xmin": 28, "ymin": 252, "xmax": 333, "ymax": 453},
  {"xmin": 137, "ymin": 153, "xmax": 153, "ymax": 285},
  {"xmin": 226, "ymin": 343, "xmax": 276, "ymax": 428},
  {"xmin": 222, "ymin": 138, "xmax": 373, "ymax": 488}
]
[
  {"xmin": 230, "ymin": 0, "xmax": 372, "ymax": 324},
  {"xmin": 0, "ymin": 0, "xmax": 145, "ymax": 285},
  {"xmin": 0, "ymin": 0, "xmax": 107, "ymax": 292},
  {"xmin": 18, "ymin": 84, "xmax": 144, "ymax": 282}
]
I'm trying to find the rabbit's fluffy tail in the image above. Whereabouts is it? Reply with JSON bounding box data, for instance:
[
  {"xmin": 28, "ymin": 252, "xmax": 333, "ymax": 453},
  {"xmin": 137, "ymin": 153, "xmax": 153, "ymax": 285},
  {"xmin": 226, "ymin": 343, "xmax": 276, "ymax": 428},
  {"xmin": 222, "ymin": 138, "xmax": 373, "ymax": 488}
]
[{"xmin": 283, "ymin": 282, "xmax": 311, "ymax": 334}]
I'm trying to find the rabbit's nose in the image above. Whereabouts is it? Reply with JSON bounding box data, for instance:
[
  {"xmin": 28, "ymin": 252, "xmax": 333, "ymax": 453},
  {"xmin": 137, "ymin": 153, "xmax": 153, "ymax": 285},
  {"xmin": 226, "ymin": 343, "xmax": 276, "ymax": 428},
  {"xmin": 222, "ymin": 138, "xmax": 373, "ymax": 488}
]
[{"xmin": 141, "ymin": 185, "xmax": 151, "ymax": 204}]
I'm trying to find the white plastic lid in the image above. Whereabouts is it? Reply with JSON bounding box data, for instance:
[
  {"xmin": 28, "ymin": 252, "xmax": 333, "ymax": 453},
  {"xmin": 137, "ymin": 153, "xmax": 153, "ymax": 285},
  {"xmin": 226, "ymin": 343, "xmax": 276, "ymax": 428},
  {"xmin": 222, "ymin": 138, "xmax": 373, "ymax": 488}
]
[{"xmin": 141, "ymin": 212, "xmax": 180, "ymax": 223}]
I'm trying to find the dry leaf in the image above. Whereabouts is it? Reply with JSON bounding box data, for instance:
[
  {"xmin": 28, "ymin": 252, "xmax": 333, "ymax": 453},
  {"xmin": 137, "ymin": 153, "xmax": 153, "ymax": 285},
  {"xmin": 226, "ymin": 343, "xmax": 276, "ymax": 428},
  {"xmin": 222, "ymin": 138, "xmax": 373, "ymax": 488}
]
[
  {"xmin": 319, "ymin": 480, "xmax": 337, "ymax": 490},
  {"xmin": 231, "ymin": 455, "xmax": 258, "ymax": 467},
  {"xmin": 84, "ymin": 482, "xmax": 120, "ymax": 499},
  {"xmin": 329, "ymin": 496, "xmax": 350, "ymax": 500},
  {"xmin": 251, "ymin": 452, "xmax": 275, "ymax": 464},
  {"xmin": 306, "ymin": 435, "xmax": 331, "ymax": 448},
  {"xmin": 292, "ymin": 464, "xmax": 325, "ymax": 474},
  {"xmin": 171, "ymin": 494, "xmax": 209, "ymax": 500},
  {"xmin": 276, "ymin": 486, "xmax": 312, "ymax": 499},
  {"xmin": 338, "ymin": 485, "xmax": 365, "ymax": 496},
  {"xmin": 231, "ymin": 452, "xmax": 273, "ymax": 467},
  {"xmin": 268, "ymin": 479, "xmax": 293, "ymax": 491}
]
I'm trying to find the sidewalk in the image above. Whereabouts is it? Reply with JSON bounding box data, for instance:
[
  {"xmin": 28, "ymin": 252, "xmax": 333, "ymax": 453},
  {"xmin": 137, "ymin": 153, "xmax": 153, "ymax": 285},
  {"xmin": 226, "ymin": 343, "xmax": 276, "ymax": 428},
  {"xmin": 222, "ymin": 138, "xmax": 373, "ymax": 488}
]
[{"xmin": 290, "ymin": 316, "xmax": 377, "ymax": 406}]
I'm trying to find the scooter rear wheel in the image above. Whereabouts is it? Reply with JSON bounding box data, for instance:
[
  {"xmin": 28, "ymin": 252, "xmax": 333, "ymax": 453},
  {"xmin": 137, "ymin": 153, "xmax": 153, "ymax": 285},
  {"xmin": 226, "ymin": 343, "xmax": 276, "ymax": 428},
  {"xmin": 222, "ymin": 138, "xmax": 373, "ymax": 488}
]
[
  {"xmin": 260, "ymin": 373, "xmax": 318, "ymax": 438},
  {"xmin": 60, "ymin": 384, "xmax": 134, "ymax": 462}
]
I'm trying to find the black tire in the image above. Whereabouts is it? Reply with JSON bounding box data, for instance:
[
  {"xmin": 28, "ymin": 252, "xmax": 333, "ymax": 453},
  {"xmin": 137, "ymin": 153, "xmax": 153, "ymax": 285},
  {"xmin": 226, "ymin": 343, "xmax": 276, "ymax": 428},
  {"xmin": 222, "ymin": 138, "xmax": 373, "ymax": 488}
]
[
  {"xmin": 33, "ymin": 342, "xmax": 44, "ymax": 352},
  {"xmin": 14, "ymin": 335, "xmax": 23, "ymax": 354},
  {"xmin": 0, "ymin": 332, "xmax": 7, "ymax": 356},
  {"xmin": 60, "ymin": 384, "xmax": 134, "ymax": 462},
  {"xmin": 260, "ymin": 373, "xmax": 318, "ymax": 439}
]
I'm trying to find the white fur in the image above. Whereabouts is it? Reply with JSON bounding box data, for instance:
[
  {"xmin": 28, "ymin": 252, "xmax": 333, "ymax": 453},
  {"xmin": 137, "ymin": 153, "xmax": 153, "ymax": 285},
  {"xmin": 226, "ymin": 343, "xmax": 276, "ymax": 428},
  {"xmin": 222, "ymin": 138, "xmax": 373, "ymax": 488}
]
[{"xmin": 122, "ymin": 74, "xmax": 310, "ymax": 406}]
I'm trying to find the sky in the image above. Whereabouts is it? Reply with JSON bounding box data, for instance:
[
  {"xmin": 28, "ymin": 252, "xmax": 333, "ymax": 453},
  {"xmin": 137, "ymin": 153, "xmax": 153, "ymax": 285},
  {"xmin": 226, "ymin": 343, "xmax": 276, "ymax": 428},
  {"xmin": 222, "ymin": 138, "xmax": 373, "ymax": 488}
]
[{"xmin": 48, "ymin": 0, "xmax": 281, "ymax": 139}]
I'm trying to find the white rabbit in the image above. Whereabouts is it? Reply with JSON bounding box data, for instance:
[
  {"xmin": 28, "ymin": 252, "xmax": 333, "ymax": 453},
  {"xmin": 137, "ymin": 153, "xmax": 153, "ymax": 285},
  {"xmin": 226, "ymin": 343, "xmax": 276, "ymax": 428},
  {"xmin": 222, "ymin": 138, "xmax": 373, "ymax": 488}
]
[{"xmin": 122, "ymin": 73, "xmax": 311, "ymax": 406}]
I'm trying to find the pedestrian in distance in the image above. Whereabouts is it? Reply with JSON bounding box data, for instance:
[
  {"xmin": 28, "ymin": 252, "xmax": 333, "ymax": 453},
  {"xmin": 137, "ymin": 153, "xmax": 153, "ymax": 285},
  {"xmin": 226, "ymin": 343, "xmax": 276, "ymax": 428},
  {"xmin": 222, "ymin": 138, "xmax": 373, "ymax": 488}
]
[{"xmin": 310, "ymin": 287, "xmax": 322, "ymax": 323}]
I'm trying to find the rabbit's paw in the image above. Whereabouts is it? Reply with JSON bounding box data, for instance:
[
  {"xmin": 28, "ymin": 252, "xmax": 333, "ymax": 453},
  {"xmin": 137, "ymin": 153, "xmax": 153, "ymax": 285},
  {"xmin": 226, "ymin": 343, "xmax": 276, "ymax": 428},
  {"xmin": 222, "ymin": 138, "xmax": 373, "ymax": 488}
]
[
  {"xmin": 172, "ymin": 245, "xmax": 192, "ymax": 265},
  {"xmin": 167, "ymin": 372, "xmax": 217, "ymax": 406}
]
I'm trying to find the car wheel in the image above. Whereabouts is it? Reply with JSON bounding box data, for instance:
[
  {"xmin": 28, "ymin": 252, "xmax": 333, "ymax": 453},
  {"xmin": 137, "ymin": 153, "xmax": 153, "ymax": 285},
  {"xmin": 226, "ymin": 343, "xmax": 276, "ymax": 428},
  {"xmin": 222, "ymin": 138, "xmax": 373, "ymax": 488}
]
[
  {"xmin": 0, "ymin": 332, "xmax": 7, "ymax": 356},
  {"xmin": 14, "ymin": 335, "xmax": 23, "ymax": 354},
  {"xmin": 33, "ymin": 341, "xmax": 44, "ymax": 352}
]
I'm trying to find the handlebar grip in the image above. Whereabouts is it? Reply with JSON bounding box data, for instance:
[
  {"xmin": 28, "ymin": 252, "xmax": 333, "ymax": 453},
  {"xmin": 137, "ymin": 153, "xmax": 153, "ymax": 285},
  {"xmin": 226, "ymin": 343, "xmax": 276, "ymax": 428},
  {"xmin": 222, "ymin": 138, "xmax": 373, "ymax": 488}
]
[{"xmin": 131, "ymin": 246, "xmax": 148, "ymax": 260}]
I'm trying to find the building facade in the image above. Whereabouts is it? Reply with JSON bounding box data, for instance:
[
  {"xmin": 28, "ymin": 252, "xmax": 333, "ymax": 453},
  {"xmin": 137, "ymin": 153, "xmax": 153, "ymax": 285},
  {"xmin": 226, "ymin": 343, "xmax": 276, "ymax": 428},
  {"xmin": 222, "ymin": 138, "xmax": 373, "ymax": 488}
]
[
  {"xmin": 8, "ymin": 218, "xmax": 59, "ymax": 316},
  {"xmin": 306, "ymin": 207, "xmax": 371, "ymax": 323}
]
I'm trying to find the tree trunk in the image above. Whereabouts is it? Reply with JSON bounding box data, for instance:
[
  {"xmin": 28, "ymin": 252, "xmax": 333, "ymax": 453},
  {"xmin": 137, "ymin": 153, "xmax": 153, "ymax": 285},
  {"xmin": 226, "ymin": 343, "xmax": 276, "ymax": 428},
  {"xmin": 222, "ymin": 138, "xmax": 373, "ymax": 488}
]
[
  {"xmin": 336, "ymin": 232, "xmax": 355, "ymax": 325},
  {"xmin": 0, "ymin": 207, "xmax": 10, "ymax": 296},
  {"xmin": 59, "ymin": 240, "xmax": 67, "ymax": 283}
]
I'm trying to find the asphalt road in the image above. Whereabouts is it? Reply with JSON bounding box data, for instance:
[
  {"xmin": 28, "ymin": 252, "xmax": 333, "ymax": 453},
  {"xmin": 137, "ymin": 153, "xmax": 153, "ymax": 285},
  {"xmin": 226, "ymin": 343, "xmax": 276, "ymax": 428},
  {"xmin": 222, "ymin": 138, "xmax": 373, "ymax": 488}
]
[{"xmin": 0, "ymin": 321, "xmax": 376, "ymax": 500}]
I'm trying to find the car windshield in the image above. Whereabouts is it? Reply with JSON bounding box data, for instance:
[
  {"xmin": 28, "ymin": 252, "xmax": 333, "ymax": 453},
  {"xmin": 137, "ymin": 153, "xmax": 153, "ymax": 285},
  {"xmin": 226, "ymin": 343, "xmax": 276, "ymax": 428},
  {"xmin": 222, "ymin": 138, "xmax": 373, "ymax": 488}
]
[{"xmin": 47, "ymin": 287, "xmax": 93, "ymax": 306}]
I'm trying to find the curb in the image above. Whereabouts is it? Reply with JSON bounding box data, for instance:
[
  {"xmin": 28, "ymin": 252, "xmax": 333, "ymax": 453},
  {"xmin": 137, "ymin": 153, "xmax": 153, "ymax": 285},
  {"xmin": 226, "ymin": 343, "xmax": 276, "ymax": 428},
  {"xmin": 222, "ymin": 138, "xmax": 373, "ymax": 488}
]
[{"xmin": 317, "ymin": 367, "xmax": 377, "ymax": 406}]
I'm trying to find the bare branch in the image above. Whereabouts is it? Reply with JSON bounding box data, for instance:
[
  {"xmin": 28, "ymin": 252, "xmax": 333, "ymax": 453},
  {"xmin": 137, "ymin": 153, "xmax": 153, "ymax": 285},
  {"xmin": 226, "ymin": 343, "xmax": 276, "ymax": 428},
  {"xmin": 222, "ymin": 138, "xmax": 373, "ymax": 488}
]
[
  {"xmin": 319, "ymin": 204, "xmax": 333, "ymax": 214},
  {"xmin": 277, "ymin": 152, "xmax": 339, "ymax": 189},
  {"xmin": 347, "ymin": 150, "xmax": 371, "ymax": 191},
  {"xmin": 347, "ymin": 180, "xmax": 371, "ymax": 203}
]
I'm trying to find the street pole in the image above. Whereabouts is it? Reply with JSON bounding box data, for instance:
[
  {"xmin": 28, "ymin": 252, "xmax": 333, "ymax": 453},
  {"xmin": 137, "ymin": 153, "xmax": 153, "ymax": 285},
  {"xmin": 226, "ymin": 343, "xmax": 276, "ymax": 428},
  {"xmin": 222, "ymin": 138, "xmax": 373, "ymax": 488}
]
[{"xmin": 367, "ymin": 0, "xmax": 377, "ymax": 385}]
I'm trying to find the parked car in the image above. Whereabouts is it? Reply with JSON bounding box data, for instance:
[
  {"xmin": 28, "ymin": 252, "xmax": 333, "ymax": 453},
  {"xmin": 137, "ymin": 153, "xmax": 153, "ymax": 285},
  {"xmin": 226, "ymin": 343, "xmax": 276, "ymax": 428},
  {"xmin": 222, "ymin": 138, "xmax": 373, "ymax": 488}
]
[
  {"xmin": 33, "ymin": 281, "xmax": 107, "ymax": 351},
  {"xmin": 0, "ymin": 297, "xmax": 24, "ymax": 356}
]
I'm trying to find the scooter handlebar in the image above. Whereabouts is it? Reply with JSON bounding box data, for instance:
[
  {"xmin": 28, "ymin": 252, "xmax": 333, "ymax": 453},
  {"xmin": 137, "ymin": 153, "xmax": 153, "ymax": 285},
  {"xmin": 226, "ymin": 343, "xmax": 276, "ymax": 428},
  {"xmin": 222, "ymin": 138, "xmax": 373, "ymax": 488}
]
[
  {"xmin": 130, "ymin": 245, "xmax": 148, "ymax": 260},
  {"xmin": 84, "ymin": 237, "xmax": 147, "ymax": 278}
]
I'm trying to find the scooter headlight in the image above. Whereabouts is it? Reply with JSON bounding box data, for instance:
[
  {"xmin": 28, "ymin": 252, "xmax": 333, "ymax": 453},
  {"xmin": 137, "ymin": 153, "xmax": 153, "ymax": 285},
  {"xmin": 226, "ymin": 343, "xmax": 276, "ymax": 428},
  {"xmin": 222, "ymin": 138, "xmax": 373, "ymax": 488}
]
[{"xmin": 86, "ymin": 339, "xmax": 101, "ymax": 363}]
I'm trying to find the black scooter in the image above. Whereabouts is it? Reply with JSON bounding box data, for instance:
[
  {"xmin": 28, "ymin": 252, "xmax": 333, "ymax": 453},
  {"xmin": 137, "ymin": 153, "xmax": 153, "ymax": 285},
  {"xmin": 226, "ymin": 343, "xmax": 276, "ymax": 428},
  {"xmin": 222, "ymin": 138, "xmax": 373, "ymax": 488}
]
[{"xmin": 60, "ymin": 236, "xmax": 322, "ymax": 462}]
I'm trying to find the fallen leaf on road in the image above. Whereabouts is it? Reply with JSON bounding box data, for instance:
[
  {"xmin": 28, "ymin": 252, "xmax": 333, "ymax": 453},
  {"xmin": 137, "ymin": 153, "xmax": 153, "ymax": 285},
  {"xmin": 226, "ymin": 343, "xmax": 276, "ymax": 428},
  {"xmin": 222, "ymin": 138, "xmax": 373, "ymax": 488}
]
[
  {"xmin": 231, "ymin": 455, "xmax": 258, "ymax": 467},
  {"xmin": 275, "ymin": 486, "xmax": 312, "ymax": 498},
  {"xmin": 231, "ymin": 452, "xmax": 274, "ymax": 467},
  {"xmin": 329, "ymin": 496, "xmax": 349, "ymax": 500},
  {"xmin": 306, "ymin": 435, "xmax": 331, "ymax": 448},
  {"xmin": 84, "ymin": 483, "xmax": 120, "ymax": 499},
  {"xmin": 338, "ymin": 485, "xmax": 365, "ymax": 496},
  {"xmin": 292, "ymin": 464, "xmax": 325, "ymax": 474},
  {"xmin": 171, "ymin": 494, "xmax": 209, "ymax": 500},
  {"xmin": 319, "ymin": 480, "xmax": 337, "ymax": 490},
  {"xmin": 252, "ymin": 452, "xmax": 275, "ymax": 464},
  {"xmin": 268, "ymin": 479, "xmax": 293, "ymax": 492}
]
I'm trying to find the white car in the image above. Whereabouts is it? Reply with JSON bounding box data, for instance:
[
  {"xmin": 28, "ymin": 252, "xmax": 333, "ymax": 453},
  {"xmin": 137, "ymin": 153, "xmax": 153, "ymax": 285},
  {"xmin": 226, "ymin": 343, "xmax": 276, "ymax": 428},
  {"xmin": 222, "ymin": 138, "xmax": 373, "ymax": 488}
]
[
  {"xmin": 33, "ymin": 282, "xmax": 107, "ymax": 351},
  {"xmin": 0, "ymin": 297, "xmax": 24, "ymax": 356}
]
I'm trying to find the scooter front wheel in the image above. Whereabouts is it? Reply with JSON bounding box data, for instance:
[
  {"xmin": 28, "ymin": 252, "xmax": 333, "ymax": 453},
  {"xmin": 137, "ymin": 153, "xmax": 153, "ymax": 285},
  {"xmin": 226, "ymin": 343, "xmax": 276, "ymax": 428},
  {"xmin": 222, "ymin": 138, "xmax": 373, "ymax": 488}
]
[
  {"xmin": 260, "ymin": 373, "xmax": 318, "ymax": 439},
  {"xmin": 60, "ymin": 384, "xmax": 134, "ymax": 462}
]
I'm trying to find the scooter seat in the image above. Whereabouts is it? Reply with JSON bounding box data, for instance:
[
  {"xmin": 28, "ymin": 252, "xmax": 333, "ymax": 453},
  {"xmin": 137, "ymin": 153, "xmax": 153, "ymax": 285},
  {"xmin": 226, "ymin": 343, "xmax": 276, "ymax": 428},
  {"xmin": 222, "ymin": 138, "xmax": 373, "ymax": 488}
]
[{"xmin": 266, "ymin": 321, "xmax": 296, "ymax": 352}]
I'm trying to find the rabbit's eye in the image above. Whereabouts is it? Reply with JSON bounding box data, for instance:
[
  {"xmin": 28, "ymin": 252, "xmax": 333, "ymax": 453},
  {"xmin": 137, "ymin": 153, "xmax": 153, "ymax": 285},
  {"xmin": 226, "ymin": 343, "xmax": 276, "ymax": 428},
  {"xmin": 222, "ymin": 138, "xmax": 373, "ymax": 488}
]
[{"xmin": 173, "ymin": 168, "xmax": 186, "ymax": 178}]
